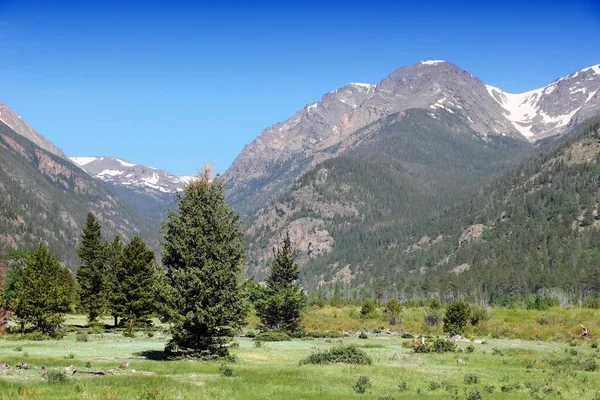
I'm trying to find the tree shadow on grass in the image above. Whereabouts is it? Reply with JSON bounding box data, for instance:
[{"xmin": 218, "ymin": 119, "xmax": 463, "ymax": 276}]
[{"xmin": 134, "ymin": 350, "xmax": 168, "ymax": 361}]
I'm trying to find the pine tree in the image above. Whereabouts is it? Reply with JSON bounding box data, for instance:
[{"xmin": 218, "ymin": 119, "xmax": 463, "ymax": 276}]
[
  {"xmin": 120, "ymin": 237, "xmax": 158, "ymax": 328},
  {"xmin": 14, "ymin": 244, "xmax": 73, "ymax": 335},
  {"xmin": 161, "ymin": 168, "xmax": 248, "ymax": 359},
  {"xmin": 257, "ymin": 232, "xmax": 306, "ymax": 335},
  {"xmin": 77, "ymin": 213, "xmax": 108, "ymax": 322},
  {"xmin": 105, "ymin": 236, "xmax": 125, "ymax": 327}
]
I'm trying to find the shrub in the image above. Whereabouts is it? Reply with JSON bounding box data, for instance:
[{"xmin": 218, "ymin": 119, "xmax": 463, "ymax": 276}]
[
  {"xmin": 360, "ymin": 301, "xmax": 378, "ymax": 319},
  {"xmin": 469, "ymin": 305, "xmax": 490, "ymax": 326},
  {"xmin": 85, "ymin": 361, "xmax": 92, "ymax": 368},
  {"xmin": 428, "ymin": 380, "xmax": 440, "ymax": 391},
  {"xmin": 398, "ymin": 381, "xmax": 407, "ymax": 391},
  {"xmin": 443, "ymin": 300, "xmax": 471, "ymax": 335},
  {"xmin": 306, "ymin": 331, "xmax": 345, "ymax": 338},
  {"xmin": 384, "ymin": 299, "xmax": 403, "ymax": 325},
  {"xmin": 299, "ymin": 345, "xmax": 372, "ymax": 365},
  {"xmin": 254, "ymin": 332, "xmax": 291, "ymax": 342},
  {"xmin": 464, "ymin": 374, "xmax": 479, "ymax": 385},
  {"xmin": 358, "ymin": 332, "xmax": 368, "ymax": 339},
  {"xmin": 47, "ymin": 370, "xmax": 69, "ymax": 384},
  {"xmin": 353, "ymin": 376, "xmax": 371, "ymax": 394},
  {"xmin": 483, "ymin": 384, "xmax": 495, "ymax": 393},
  {"xmin": 253, "ymin": 340, "xmax": 263, "ymax": 348},
  {"xmin": 411, "ymin": 338, "xmax": 456, "ymax": 353},
  {"xmin": 64, "ymin": 352, "xmax": 75, "ymax": 359},
  {"xmin": 466, "ymin": 344, "xmax": 475, "ymax": 353},
  {"xmin": 75, "ymin": 333, "xmax": 89, "ymax": 343},
  {"xmin": 219, "ymin": 364, "xmax": 237, "ymax": 377},
  {"xmin": 424, "ymin": 310, "xmax": 441, "ymax": 327},
  {"xmin": 466, "ymin": 388, "xmax": 482, "ymax": 400}
]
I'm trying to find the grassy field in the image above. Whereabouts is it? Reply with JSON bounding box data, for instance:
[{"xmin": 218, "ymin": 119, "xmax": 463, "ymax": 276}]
[{"xmin": 1, "ymin": 308, "xmax": 600, "ymax": 399}]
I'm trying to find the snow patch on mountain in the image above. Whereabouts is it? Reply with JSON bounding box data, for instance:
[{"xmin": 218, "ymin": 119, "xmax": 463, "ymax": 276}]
[
  {"xmin": 98, "ymin": 169, "xmax": 125, "ymax": 177},
  {"xmin": 71, "ymin": 156, "xmax": 100, "ymax": 166},
  {"xmin": 116, "ymin": 158, "xmax": 136, "ymax": 167},
  {"xmin": 420, "ymin": 60, "xmax": 446, "ymax": 65}
]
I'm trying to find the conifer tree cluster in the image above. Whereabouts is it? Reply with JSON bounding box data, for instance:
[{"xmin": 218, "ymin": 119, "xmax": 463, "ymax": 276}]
[{"xmin": 76, "ymin": 213, "xmax": 159, "ymax": 327}]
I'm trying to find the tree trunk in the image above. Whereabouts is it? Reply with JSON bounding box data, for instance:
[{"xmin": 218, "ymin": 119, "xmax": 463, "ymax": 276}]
[{"xmin": 114, "ymin": 315, "xmax": 118, "ymax": 328}]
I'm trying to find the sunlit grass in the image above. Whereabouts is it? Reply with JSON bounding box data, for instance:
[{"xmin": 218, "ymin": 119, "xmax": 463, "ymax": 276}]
[{"xmin": 1, "ymin": 308, "xmax": 600, "ymax": 399}]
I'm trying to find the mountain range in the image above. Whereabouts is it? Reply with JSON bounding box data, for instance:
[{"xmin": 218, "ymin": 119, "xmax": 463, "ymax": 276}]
[{"xmin": 1, "ymin": 59, "xmax": 600, "ymax": 299}]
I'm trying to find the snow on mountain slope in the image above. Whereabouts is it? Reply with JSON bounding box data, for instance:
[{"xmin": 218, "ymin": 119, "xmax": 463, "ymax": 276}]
[
  {"xmin": 486, "ymin": 63, "xmax": 600, "ymax": 140},
  {"xmin": 71, "ymin": 156, "xmax": 194, "ymax": 193}
]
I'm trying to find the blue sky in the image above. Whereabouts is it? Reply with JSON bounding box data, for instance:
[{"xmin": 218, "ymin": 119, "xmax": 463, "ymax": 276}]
[{"xmin": 0, "ymin": 0, "xmax": 599, "ymax": 175}]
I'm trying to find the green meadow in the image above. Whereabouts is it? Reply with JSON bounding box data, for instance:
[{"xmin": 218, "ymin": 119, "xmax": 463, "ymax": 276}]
[{"xmin": 1, "ymin": 307, "xmax": 600, "ymax": 399}]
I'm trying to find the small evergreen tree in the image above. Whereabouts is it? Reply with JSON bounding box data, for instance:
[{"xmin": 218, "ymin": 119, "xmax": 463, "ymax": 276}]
[
  {"xmin": 2, "ymin": 249, "xmax": 34, "ymax": 310},
  {"xmin": 161, "ymin": 167, "xmax": 248, "ymax": 359},
  {"xmin": 105, "ymin": 236, "xmax": 125, "ymax": 327},
  {"xmin": 256, "ymin": 232, "xmax": 306, "ymax": 335},
  {"xmin": 77, "ymin": 213, "xmax": 108, "ymax": 322},
  {"xmin": 443, "ymin": 300, "xmax": 472, "ymax": 336},
  {"xmin": 14, "ymin": 244, "xmax": 72, "ymax": 335},
  {"xmin": 120, "ymin": 237, "xmax": 158, "ymax": 328}
]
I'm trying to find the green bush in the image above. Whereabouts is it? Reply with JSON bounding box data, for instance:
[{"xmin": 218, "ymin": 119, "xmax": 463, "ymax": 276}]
[
  {"xmin": 469, "ymin": 305, "xmax": 490, "ymax": 326},
  {"xmin": 254, "ymin": 332, "xmax": 291, "ymax": 342},
  {"xmin": 299, "ymin": 345, "xmax": 372, "ymax": 365},
  {"xmin": 353, "ymin": 376, "xmax": 371, "ymax": 394},
  {"xmin": 360, "ymin": 301, "xmax": 378, "ymax": 319},
  {"xmin": 466, "ymin": 344, "xmax": 475, "ymax": 353},
  {"xmin": 412, "ymin": 338, "xmax": 456, "ymax": 353},
  {"xmin": 75, "ymin": 333, "xmax": 89, "ymax": 343},
  {"xmin": 443, "ymin": 300, "xmax": 471, "ymax": 335},
  {"xmin": 358, "ymin": 332, "xmax": 368, "ymax": 339},
  {"xmin": 306, "ymin": 331, "xmax": 345, "ymax": 338},
  {"xmin": 47, "ymin": 370, "xmax": 69, "ymax": 384},
  {"xmin": 424, "ymin": 310, "xmax": 441, "ymax": 327},
  {"xmin": 464, "ymin": 374, "xmax": 479, "ymax": 385},
  {"xmin": 384, "ymin": 299, "xmax": 403, "ymax": 325},
  {"xmin": 219, "ymin": 364, "xmax": 237, "ymax": 377}
]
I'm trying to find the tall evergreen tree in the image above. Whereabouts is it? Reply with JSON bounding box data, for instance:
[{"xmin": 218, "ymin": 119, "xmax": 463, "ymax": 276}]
[
  {"xmin": 120, "ymin": 237, "xmax": 158, "ymax": 327},
  {"xmin": 77, "ymin": 213, "xmax": 108, "ymax": 322},
  {"xmin": 257, "ymin": 232, "xmax": 306, "ymax": 335},
  {"xmin": 105, "ymin": 236, "xmax": 125, "ymax": 327},
  {"xmin": 161, "ymin": 168, "xmax": 248, "ymax": 359},
  {"xmin": 14, "ymin": 244, "xmax": 73, "ymax": 335}
]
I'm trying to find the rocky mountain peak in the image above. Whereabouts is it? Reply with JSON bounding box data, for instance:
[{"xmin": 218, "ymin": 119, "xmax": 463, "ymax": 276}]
[{"xmin": 0, "ymin": 103, "xmax": 68, "ymax": 160}]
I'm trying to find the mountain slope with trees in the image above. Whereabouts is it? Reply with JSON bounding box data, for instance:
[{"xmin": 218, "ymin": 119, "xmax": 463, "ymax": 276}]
[
  {"xmin": 0, "ymin": 120, "xmax": 158, "ymax": 266},
  {"xmin": 303, "ymin": 116, "xmax": 600, "ymax": 306},
  {"xmin": 244, "ymin": 108, "xmax": 534, "ymax": 283}
]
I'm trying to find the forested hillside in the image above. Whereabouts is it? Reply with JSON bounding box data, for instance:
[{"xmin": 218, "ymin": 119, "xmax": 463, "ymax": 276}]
[
  {"xmin": 0, "ymin": 122, "xmax": 158, "ymax": 266},
  {"xmin": 307, "ymin": 117, "xmax": 600, "ymax": 305},
  {"xmin": 245, "ymin": 108, "xmax": 533, "ymax": 282}
]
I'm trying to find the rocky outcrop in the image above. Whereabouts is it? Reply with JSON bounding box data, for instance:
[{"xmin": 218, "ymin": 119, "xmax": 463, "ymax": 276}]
[{"xmin": 458, "ymin": 224, "xmax": 486, "ymax": 246}]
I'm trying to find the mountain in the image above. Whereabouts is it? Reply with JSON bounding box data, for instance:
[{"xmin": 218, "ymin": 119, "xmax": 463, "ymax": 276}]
[
  {"xmin": 368, "ymin": 117, "xmax": 600, "ymax": 305},
  {"xmin": 243, "ymin": 108, "xmax": 533, "ymax": 282},
  {"xmin": 224, "ymin": 61, "xmax": 600, "ymax": 219},
  {"xmin": 0, "ymin": 108, "xmax": 158, "ymax": 266},
  {"xmin": 0, "ymin": 103, "xmax": 68, "ymax": 160},
  {"xmin": 223, "ymin": 61, "xmax": 600, "ymax": 285},
  {"xmin": 70, "ymin": 156, "xmax": 194, "ymax": 225},
  {"xmin": 70, "ymin": 156, "xmax": 194, "ymax": 194}
]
